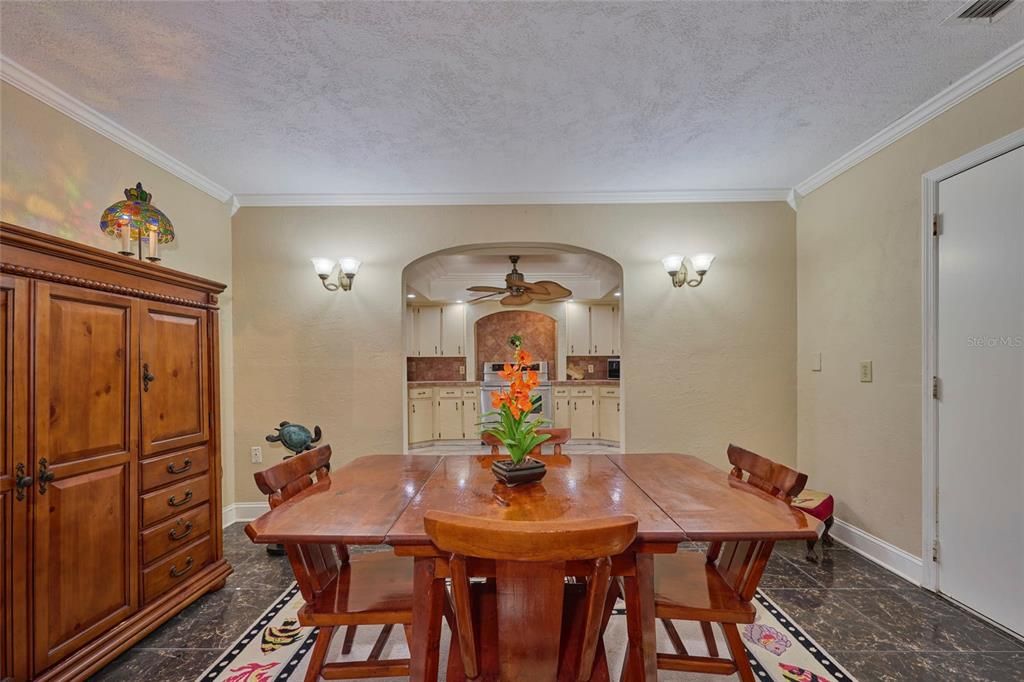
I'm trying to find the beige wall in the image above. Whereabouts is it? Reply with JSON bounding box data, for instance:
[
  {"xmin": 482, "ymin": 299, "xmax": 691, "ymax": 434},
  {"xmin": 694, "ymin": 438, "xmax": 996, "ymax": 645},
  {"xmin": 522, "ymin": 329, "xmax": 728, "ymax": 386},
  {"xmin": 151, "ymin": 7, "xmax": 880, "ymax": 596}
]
[
  {"xmin": 796, "ymin": 67, "xmax": 1024, "ymax": 556},
  {"xmin": 0, "ymin": 82, "xmax": 237, "ymax": 506},
  {"xmin": 232, "ymin": 202, "xmax": 796, "ymax": 502}
]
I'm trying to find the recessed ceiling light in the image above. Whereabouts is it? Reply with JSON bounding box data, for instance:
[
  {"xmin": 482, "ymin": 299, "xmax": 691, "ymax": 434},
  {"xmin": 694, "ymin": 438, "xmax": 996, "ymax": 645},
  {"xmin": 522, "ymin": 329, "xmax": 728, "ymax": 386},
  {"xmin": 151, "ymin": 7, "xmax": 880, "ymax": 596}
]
[
  {"xmin": 407, "ymin": 293, "xmax": 416, "ymax": 298},
  {"xmin": 613, "ymin": 292, "xmax": 621, "ymax": 297},
  {"xmin": 455, "ymin": 300, "xmax": 463, "ymax": 303},
  {"xmin": 567, "ymin": 299, "xmax": 574, "ymax": 303}
]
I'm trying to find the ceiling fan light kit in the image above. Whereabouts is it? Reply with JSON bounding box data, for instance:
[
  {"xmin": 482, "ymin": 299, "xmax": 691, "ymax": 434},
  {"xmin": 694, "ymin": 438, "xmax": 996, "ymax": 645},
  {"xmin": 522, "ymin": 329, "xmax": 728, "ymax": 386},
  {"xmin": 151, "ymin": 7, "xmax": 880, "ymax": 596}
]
[{"xmin": 466, "ymin": 255, "xmax": 573, "ymax": 306}]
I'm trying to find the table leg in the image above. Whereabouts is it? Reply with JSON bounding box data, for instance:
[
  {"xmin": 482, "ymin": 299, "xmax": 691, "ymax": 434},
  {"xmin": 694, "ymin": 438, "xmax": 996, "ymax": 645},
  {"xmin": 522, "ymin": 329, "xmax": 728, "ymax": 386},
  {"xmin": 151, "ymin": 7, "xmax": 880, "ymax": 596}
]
[
  {"xmin": 619, "ymin": 552, "xmax": 658, "ymax": 682},
  {"xmin": 410, "ymin": 556, "xmax": 444, "ymax": 682}
]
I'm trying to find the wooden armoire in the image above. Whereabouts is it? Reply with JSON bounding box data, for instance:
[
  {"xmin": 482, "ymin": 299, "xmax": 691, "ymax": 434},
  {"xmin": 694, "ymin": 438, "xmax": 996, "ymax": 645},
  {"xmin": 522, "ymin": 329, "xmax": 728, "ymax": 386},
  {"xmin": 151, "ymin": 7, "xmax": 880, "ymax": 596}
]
[{"xmin": 0, "ymin": 222, "xmax": 231, "ymax": 681}]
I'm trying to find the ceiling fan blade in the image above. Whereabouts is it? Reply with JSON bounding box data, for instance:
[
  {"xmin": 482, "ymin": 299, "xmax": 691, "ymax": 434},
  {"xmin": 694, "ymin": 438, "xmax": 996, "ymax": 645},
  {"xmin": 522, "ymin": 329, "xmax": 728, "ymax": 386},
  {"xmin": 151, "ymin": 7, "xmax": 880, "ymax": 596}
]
[
  {"xmin": 468, "ymin": 292, "xmax": 503, "ymax": 304},
  {"xmin": 517, "ymin": 281, "xmax": 551, "ymax": 294},
  {"xmin": 525, "ymin": 281, "xmax": 572, "ymax": 300},
  {"xmin": 500, "ymin": 292, "xmax": 533, "ymax": 306},
  {"xmin": 467, "ymin": 286, "xmax": 507, "ymax": 293}
]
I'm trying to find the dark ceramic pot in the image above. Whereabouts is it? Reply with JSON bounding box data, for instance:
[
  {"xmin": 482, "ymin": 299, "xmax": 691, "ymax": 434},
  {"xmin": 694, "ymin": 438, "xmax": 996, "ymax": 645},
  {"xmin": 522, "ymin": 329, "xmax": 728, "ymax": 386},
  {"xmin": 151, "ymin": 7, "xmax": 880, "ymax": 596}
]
[{"xmin": 491, "ymin": 457, "xmax": 547, "ymax": 486}]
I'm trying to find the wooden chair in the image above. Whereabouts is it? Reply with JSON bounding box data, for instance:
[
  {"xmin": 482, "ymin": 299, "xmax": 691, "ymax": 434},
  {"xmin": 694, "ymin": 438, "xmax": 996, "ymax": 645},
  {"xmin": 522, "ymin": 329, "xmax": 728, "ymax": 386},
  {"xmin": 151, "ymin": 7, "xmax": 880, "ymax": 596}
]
[
  {"xmin": 424, "ymin": 511, "xmax": 638, "ymax": 682},
  {"xmin": 481, "ymin": 427, "xmax": 572, "ymax": 456},
  {"xmin": 253, "ymin": 445, "xmax": 414, "ymax": 681},
  {"xmin": 646, "ymin": 444, "xmax": 807, "ymax": 682}
]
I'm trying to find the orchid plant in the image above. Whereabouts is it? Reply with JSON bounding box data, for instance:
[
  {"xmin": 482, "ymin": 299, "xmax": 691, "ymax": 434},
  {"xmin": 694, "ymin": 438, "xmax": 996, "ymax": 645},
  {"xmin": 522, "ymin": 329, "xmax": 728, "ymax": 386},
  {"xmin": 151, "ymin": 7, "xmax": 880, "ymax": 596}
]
[{"xmin": 483, "ymin": 336, "xmax": 551, "ymax": 465}]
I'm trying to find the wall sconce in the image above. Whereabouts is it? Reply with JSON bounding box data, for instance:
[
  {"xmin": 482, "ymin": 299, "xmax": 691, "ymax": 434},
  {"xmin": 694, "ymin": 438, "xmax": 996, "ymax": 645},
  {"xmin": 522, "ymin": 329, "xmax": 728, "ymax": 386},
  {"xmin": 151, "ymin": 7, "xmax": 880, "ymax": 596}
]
[
  {"xmin": 311, "ymin": 257, "xmax": 361, "ymax": 291},
  {"xmin": 662, "ymin": 253, "xmax": 715, "ymax": 288}
]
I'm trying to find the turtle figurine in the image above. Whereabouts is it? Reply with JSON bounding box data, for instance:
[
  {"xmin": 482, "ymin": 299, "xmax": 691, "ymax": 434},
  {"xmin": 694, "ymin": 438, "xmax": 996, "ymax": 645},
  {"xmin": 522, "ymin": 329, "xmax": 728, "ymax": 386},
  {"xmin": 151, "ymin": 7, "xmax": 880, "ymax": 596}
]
[{"xmin": 265, "ymin": 421, "xmax": 322, "ymax": 455}]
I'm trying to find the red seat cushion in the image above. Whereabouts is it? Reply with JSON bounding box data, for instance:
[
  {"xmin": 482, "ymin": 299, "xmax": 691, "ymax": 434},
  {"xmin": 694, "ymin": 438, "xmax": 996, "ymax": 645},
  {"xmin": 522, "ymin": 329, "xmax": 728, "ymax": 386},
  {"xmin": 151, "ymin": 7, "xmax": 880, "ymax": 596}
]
[{"xmin": 792, "ymin": 489, "xmax": 834, "ymax": 521}]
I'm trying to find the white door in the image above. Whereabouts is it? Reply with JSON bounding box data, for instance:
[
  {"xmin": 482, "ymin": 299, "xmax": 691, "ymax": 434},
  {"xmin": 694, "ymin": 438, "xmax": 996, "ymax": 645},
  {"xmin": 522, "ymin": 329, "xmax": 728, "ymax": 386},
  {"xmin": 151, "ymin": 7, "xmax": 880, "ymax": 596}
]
[{"xmin": 936, "ymin": 145, "xmax": 1024, "ymax": 636}]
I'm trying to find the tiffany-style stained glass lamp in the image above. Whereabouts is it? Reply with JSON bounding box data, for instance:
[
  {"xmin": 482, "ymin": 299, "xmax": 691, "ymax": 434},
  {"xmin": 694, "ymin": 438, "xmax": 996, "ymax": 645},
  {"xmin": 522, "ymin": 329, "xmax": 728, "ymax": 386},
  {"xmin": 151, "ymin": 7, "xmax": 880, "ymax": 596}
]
[{"xmin": 99, "ymin": 182, "xmax": 175, "ymax": 262}]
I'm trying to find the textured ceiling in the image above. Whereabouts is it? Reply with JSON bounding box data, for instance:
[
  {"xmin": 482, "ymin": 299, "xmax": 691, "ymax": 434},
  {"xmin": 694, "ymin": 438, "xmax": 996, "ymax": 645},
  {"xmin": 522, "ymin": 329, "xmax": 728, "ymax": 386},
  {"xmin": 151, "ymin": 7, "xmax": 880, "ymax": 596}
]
[{"xmin": 1, "ymin": 1, "xmax": 1021, "ymax": 197}]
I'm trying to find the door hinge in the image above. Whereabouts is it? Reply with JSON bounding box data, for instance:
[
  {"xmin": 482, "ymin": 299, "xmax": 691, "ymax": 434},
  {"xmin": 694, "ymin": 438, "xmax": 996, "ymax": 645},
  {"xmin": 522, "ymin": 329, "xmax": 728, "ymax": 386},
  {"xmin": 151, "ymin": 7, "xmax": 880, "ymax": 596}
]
[
  {"xmin": 933, "ymin": 213, "xmax": 941, "ymax": 237},
  {"xmin": 932, "ymin": 376, "xmax": 941, "ymax": 400},
  {"xmin": 932, "ymin": 539, "xmax": 940, "ymax": 562}
]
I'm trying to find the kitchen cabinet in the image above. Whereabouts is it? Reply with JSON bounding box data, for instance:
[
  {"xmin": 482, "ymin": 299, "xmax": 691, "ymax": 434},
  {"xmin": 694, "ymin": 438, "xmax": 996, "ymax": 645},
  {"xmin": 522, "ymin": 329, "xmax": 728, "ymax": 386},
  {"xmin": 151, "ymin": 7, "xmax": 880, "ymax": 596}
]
[
  {"xmin": 571, "ymin": 387, "xmax": 596, "ymax": 438},
  {"xmin": 598, "ymin": 386, "xmax": 621, "ymax": 442},
  {"xmin": 565, "ymin": 301, "xmax": 590, "ymax": 356},
  {"xmin": 436, "ymin": 389, "xmax": 463, "ymax": 439},
  {"xmin": 566, "ymin": 303, "xmax": 619, "ymax": 356},
  {"xmin": 462, "ymin": 389, "xmax": 480, "ymax": 440},
  {"xmin": 441, "ymin": 304, "xmax": 466, "ymax": 356},
  {"xmin": 591, "ymin": 305, "xmax": 619, "ymax": 355},
  {"xmin": 408, "ymin": 391, "xmax": 434, "ymax": 444},
  {"xmin": 413, "ymin": 306, "xmax": 442, "ymax": 356},
  {"xmin": 553, "ymin": 386, "xmax": 572, "ymax": 429}
]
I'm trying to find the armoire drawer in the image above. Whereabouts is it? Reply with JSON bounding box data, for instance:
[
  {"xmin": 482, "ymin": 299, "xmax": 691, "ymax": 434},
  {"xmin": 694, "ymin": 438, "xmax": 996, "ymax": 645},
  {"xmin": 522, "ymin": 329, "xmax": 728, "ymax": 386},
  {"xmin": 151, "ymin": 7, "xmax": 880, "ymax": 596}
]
[
  {"xmin": 141, "ymin": 445, "xmax": 210, "ymax": 493},
  {"xmin": 141, "ymin": 504, "xmax": 212, "ymax": 565},
  {"xmin": 143, "ymin": 535, "xmax": 213, "ymax": 604},
  {"xmin": 141, "ymin": 473, "xmax": 210, "ymax": 527}
]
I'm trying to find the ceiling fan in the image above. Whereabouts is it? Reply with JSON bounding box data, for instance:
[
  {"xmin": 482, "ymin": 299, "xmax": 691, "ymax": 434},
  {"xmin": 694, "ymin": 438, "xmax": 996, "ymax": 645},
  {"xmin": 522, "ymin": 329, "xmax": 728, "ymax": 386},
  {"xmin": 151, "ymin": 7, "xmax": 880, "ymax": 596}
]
[{"xmin": 466, "ymin": 255, "xmax": 573, "ymax": 306}]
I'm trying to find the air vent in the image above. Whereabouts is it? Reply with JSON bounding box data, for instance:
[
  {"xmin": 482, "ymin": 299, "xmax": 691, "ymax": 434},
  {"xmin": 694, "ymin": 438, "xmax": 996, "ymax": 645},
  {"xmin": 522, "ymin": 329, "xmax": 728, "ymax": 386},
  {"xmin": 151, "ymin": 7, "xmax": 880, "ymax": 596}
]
[{"xmin": 957, "ymin": 0, "xmax": 1015, "ymax": 19}]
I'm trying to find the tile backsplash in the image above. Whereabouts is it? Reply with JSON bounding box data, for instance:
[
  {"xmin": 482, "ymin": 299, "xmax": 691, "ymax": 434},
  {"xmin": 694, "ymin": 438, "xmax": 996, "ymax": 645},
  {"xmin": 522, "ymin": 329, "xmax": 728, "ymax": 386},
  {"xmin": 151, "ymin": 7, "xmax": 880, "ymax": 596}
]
[
  {"xmin": 565, "ymin": 356, "xmax": 619, "ymax": 380},
  {"xmin": 407, "ymin": 357, "xmax": 467, "ymax": 382}
]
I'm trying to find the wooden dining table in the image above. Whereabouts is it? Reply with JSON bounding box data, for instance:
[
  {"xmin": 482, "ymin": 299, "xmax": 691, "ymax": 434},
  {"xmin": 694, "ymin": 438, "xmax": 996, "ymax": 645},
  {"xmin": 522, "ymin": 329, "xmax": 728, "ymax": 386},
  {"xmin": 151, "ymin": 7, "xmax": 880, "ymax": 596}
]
[{"xmin": 245, "ymin": 452, "xmax": 820, "ymax": 682}]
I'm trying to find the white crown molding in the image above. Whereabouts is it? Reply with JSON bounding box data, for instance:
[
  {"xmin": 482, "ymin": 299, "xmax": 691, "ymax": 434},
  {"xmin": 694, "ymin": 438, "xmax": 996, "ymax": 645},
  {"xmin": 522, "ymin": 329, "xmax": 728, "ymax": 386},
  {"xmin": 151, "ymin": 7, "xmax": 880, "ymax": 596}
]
[
  {"xmin": 0, "ymin": 54, "xmax": 234, "ymax": 202},
  {"xmin": 234, "ymin": 188, "xmax": 791, "ymax": 207},
  {"xmin": 795, "ymin": 39, "xmax": 1024, "ymax": 197}
]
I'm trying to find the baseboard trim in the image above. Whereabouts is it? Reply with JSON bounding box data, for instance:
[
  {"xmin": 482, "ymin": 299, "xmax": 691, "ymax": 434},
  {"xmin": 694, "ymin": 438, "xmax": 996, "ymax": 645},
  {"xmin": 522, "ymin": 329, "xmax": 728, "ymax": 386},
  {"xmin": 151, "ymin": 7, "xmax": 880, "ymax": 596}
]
[
  {"xmin": 222, "ymin": 502, "xmax": 270, "ymax": 528},
  {"xmin": 830, "ymin": 518, "xmax": 923, "ymax": 586}
]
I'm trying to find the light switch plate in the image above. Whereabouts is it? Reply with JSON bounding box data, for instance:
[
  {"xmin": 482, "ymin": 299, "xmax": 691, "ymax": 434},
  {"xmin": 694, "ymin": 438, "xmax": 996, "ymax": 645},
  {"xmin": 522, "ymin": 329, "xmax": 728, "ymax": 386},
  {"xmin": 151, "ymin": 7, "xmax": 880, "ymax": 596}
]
[
  {"xmin": 860, "ymin": 361, "xmax": 873, "ymax": 383},
  {"xmin": 250, "ymin": 446, "xmax": 263, "ymax": 463},
  {"xmin": 587, "ymin": 364, "xmax": 594, "ymax": 373},
  {"xmin": 459, "ymin": 365, "xmax": 465, "ymax": 375},
  {"xmin": 811, "ymin": 352, "xmax": 822, "ymax": 372}
]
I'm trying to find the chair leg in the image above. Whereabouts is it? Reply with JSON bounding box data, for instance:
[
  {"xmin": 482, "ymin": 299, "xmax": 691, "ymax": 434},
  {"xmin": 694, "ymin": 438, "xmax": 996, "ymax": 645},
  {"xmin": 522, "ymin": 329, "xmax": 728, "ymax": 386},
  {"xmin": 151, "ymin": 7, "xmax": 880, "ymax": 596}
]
[
  {"xmin": 368, "ymin": 623, "xmax": 394, "ymax": 661},
  {"xmin": 805, "ymin": 538, "xmax": 819, "ymax": 563},
  {"xmin": 699, "ymin": 621, "xmax": 719, "ymax": 658},
  {"xmin": 341, "ymin": 624, "xmax": 357, "ymax": 654},
  {"xmin": 822, "ymin": 516, "xmax": 835, "ymax": 547},
  {"xmin": 660, "ymin": 619, "xmax": 687, "ymax": 655},
  {"xmin": 304, "ymin": 626, "xmax": 336, "ymax": 682},
  {"xmin": 721, "ymin": 623, "xmax": 754, "ymax": 682}
]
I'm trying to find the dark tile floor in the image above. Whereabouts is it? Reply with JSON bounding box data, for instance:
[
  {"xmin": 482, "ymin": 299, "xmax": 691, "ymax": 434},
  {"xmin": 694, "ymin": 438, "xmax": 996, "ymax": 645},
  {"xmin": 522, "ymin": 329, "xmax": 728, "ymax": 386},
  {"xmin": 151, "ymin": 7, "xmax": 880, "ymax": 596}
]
[{"xmin": 91, "ymin": 525, "xmax": 1024, "ymax": 681}]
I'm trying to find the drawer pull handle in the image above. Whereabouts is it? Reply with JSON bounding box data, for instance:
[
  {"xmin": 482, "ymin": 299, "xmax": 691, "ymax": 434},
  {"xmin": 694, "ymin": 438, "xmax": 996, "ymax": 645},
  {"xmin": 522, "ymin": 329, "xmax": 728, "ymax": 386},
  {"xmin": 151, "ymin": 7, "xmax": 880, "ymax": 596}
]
[
  {"xmin": 166, "ymin": 458, "xmax": 192, "ymax": 475},
  {"xmin": 169, "ymin": 520, "xmax": 194, "ymax": 541},
  {"xmin": 168, "ymin": 490, "xmax": 193, "ymax": 507},
  {"xmin": 169, "ymin": 556, "xmax": 194, "ymax": 578}
]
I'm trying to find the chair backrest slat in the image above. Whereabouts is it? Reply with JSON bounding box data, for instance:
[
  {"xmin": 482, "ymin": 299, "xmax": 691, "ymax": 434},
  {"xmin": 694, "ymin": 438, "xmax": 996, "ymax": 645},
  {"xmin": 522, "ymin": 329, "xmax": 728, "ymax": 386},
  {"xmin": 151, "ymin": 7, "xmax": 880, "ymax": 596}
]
[
  {"xmin": 253, "ymin": 445, "xmax": 341, "ymax": 601},
  {"xmin": 482, "ymin": 427, "xmax": 572, "ymax": 456},
  {"xmin": 425, "ymin": 512, "xmax": 637, "ymax": 682},
  {"xmin": 726, "ymin": 443, "xmax": 807, "ymax": 503}
]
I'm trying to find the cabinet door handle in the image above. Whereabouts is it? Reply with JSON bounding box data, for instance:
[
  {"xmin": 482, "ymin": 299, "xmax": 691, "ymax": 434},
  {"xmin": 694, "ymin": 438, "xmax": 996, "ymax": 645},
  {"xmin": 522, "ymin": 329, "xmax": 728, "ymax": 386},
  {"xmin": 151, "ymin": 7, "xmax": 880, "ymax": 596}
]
[
  {"xmin": 168, "ymin": 490, "xmax": 193, "ymax": 507},
  {"xmin": 412, "ymin": 404, "xmax": 416, "ymax": 414},
  {"xmin": 169, "ymin": 520, "xmax": 194, "ymax": 541},
  {"xmin": 169, "ymin": 556, "xmax": 194, "ymax": 578},
  {"xmin": 142, "ymin": 363, "xmax": 156, "ymax": 392},
  {"xmin": 166, "ymin": 458, "xmax": 192, "ymax": 475},
  {"xmin": 38, "ymin": 458, "xmax": 55, "ymax": 495},
  {"xmin": 15, "ymin": 463, "xmax": 32, "ymax": 501}
]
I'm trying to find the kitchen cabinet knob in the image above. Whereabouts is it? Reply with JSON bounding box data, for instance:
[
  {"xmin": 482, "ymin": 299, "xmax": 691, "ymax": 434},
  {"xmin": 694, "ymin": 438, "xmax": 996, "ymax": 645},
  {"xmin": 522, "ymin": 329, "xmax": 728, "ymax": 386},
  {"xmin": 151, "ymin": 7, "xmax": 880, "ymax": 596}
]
[
  {"xmin": 142, "ymin": 363, "xmax": 156, "ymax": 392},
  {"xmin": 14, "ymin": 463, "xmax": 32, "ymax": 501},
  {"xmin": 38, "ymin": 458, "xmax": 55, "ymax": 495}
]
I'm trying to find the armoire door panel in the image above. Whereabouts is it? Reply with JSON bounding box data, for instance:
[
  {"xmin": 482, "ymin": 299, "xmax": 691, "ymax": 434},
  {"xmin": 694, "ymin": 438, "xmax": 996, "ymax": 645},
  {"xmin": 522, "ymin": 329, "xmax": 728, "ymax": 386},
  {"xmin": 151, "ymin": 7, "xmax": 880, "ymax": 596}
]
[
  {"xmin": 0, "ymin": 275, "xmax": 30, "ymax": 681},
  {"xmin": 141, "ymin": 303, "xmax": 209, "ymax": 456},
  {"xmin": 32, "ymin": 282, "xmax": 139, "ymax": 672},
  {"xmin": 35, "ymin": 284, "xmax": 136, "ymax": 464},
  {"xmin": 32, "ymin": 462, "xmax": 137, "ymax": 670}
]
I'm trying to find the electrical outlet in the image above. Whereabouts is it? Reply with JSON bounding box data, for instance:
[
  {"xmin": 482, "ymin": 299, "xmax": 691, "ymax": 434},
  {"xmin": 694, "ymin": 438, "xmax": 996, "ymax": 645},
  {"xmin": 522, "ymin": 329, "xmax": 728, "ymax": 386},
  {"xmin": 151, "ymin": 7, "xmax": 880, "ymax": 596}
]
[
  {"xmin": 250, "ymin": 446, "xmax": 263, "ymax": 463},
  {"xmin": 459, "ymin": 365, "xmax": 465, "ymax": 375},
  {"xmin": 859, "ymin": 361, "xmax": 873, "ymax": 383},
  {"xmin": 587, "ymin": 364, "xmax": 594, "ymax": 373}
]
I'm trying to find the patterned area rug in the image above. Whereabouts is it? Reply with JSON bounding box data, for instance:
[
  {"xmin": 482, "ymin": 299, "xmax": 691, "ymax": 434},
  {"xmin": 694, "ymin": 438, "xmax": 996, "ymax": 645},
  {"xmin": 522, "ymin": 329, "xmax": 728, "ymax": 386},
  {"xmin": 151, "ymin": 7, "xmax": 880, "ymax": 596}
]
[{"xmin": 197, "ymin": 583, "xmax": 856, "ymax": 682}]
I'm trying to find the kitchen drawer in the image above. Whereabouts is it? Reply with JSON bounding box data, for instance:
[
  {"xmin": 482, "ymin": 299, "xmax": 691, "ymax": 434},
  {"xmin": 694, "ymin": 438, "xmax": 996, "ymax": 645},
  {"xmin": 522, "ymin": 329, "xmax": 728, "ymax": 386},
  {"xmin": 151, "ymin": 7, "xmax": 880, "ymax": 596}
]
[
  {"xmin": 141, "ymin": 504, "xmax": 212, "ymax": 565},
  {"xmin": 571, "ymin": 387, "xmax": 594, "ymax": 397},
  {"xmin": 599, "ymin": 387, "xmax": 620, "ymax": 398},
  {"xmin": 553, "ymin": 387, "xmax": 570, "ymax": 397},
  {"xmin": 143, "ymin": 535, "xmax": 213, "ymax": 604},
  {"xmin": 438, "ymin": 388, "xmax": 461, "ymax": 398},
  {"xmin": 462, "ymin": 388, "xmax": 478, "ymax": 398},
  {"xmin": 141, "ymin": 445, "xmax": 210, "ymax": 493},
  {"xmin": 409, "ymin": 387, "xmax": 432, "ymax": 399},
  {"xmin": 141, "ymin": 473, "xmax": 210, "ymax": 527}
]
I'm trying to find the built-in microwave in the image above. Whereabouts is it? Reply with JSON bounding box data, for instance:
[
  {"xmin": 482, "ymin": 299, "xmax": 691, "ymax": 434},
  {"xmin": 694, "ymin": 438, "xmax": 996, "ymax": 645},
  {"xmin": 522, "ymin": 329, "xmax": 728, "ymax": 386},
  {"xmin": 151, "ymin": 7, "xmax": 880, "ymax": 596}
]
[{"xmin": 607, "ymin": 358, "xmax": 620, "ymax": 380}]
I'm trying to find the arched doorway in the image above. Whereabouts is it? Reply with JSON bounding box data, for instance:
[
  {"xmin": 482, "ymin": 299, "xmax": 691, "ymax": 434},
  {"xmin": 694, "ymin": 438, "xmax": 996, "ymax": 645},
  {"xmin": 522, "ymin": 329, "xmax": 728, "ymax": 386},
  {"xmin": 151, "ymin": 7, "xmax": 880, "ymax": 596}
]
[{"xmin": 401, "ymin": 244, "xmax": 624, "ymax": 455}]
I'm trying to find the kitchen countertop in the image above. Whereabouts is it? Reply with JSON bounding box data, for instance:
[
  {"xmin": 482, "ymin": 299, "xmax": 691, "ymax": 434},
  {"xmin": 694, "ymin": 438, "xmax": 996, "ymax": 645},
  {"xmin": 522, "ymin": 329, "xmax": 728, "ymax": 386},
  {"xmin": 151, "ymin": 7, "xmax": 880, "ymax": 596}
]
[
  {"xmin": 408, "ymin": 380, "xmax": 479, "ymax": 387},
  {"xmin": 552, "ymin": 379, "xmax": 620, "ymax": 386}
]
